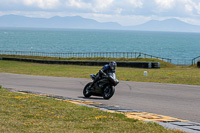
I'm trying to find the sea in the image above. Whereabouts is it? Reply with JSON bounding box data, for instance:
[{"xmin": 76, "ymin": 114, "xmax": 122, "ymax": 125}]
[{"xmin": 0, "ymin": 28, "xmax": 200, "ymax": 64}]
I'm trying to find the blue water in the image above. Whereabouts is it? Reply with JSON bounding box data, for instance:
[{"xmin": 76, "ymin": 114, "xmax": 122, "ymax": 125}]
[{"xmin": 0, "ymin": 28, "xmax": 200, "ymax": 59}]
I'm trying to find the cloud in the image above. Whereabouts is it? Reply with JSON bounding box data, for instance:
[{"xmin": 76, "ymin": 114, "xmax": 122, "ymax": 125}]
[
  {"xmin": 126, "ymin": 0, "xmax": 143, "ymax": 8},
  {"xmin": 0, "ymin": 0, "xmax": 60, "ymax": 11},
  {"xmin": 184, "ymin": 0, "xmax": 200, "ymax": 16},
  {"xmin": 22, "ymin": 0, "xmax": 60, "ymax": 9},
  {"xmin": 143, "ymin": 0, "xmax": 200, "ymax": 20},
  {"xmin": 155, "ymin": 0, "xmax": 175, "ymax": 9},
  {"xmin": 94, "ymin": 0, "xmax": 114, "ymax": 10},
  {"xmin": 67, "ymin": 0, "xmax": 91, "ymax": 9},
  {"xmin": 0, "ymin": 0, "xmax": 199, "ymax": 16},
  {"xmin": 65, "ymin": 0, "xmax": 114, "ymax": 13},
  {"xmin": 0, "ymin": 0, "xmax": 200, "ymax": 26}
]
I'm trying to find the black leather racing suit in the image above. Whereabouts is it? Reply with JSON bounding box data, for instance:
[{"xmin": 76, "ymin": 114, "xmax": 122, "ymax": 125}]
[{"xmin": 90, "ymin": 64, "xmax": 115, "ymax": 89}]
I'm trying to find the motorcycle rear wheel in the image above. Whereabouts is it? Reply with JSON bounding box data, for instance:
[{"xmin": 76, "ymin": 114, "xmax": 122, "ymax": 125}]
[
  {"xmin": 83, "ymin": 82, "xmax": 92, "ymax": 98},
  {"xmin": 103, "ymin": 86, "xmax": 115, "ymax": 100}
]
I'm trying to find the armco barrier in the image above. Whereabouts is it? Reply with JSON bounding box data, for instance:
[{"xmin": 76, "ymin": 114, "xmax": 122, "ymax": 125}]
[
  {"xmin": 198, "ymin": 61, "xmax": 200, "ymax": 68},
  {"xmin": 2, "ymin": 57, "xmax": 160, "ymax": 68}
]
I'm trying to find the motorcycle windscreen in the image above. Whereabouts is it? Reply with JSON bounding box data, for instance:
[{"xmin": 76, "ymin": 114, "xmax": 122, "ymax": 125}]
[{"xmin": 108, "ymin": 73, "xmax": 119, "ymax": 86}]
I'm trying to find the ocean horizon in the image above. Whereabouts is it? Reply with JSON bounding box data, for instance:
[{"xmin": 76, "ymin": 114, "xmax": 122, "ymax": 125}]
[{"xmin": 0, "ymin": 27, "xmax": 200, "ymax": 64}]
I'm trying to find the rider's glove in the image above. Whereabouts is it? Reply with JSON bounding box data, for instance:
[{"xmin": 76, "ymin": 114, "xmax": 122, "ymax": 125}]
[{"xmin": 99, "ymin": 70, "xmax": 107, "ymax": 77}]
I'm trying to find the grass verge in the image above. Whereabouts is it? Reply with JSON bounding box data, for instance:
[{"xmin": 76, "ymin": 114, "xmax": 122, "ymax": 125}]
[
  {"xmin": 0, "ymin": 54, "xmax": 175, "ymax": 68},
  {"xmin": 0, "ymin": 86, "xmax": 182, "ymax": 133},
  {"xmin": 0, "ymin": 60, "xmax": 199, "ymax": 85}
]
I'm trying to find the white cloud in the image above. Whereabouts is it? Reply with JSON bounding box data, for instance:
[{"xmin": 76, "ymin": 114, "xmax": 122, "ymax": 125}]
[
  {"xmin": 0, "ymin": 0, "xmax": 200, "ymax": 26},
  {"xmin": 67, "ymin": 0, "xmax": 91, "ymax": 9},
  {"xmin": 22, "ymin": 0, "xmax": 60, "ymax": 9},
  {"xmin": 185, "ymin": 4, "xmax": 193, "ymax": 13},
  {"xmin": 181, "ymin": 17, "xmax": 200, "ymax": 25},
  {"xmin": 152, "ymin": 0, "xmax": 200, "ymax": 18},
  {"xmin": 66, "ymin": 0, "xmax": 114, "ymax": 12},
  {"xmin": 127, "ymin": 0, "xmax": 143, "ymax": 8},
  {"xmin": 155, "ymin": 0, "xmax": 175, "ymax": 9},
  {"xmin": 184, "ymin": 0, "xmax": 200, "ymax": 15},
  {"xmin": 94, "ymin": 0, "xmax": 114, "ymax": 9}
]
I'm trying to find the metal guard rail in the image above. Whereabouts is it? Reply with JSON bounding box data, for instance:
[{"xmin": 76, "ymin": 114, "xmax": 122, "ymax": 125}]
[
  {"xmin": 0, "ymin": 51, "xmax": 172, "ymax": 63},
  {"xmin": 192, "ymin": 56, "xmax": 200, "ymax": 65}
]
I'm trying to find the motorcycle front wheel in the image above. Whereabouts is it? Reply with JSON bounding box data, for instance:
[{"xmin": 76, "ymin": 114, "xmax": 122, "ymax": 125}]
[
  {"xmin": 83, "ymin": 82, "xmax": 92, "ymax": 98},
  {"xmin": 103, "ymin": 86, "xmax": 115, "ymax": 100}
]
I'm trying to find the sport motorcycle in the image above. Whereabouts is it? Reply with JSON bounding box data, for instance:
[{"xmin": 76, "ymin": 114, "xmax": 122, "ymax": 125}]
[{"xmin": 83, "ymin": 72, "xmax": 119, "ymax": 100}]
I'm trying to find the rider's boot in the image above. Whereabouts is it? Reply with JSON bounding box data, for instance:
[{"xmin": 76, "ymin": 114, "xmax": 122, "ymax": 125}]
[
  {"xmin": 89, "ymin": 76, "xmax": 99, "ymax": 91},
  {"xmin": 89, "ymin": 82, "xmax": 95, "ymax": 91}
]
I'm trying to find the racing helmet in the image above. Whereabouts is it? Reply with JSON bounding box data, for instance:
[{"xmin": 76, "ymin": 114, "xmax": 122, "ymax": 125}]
[{"xmin": 109, "ymin": 61, "xmax": 117, "ymax": 70}]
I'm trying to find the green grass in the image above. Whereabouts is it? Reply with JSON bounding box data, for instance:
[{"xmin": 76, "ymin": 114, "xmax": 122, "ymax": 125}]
[
  {"xmin": 0, "ymin": 60, "xmax": 199, "ymax": 85},
  {"xmin": 0, "ymin": 86, "xmax": 182, "ymax": 133},
  {"xmin": 0, "ymin": 56, "xmax": 194, "ymax": 132},
  {"xmin": 0, "ymin": 54, "xmax": 175, "ymax": 68}
]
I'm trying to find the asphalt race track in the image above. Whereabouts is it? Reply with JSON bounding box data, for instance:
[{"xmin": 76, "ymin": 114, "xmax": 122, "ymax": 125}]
[{"xmin": 0, "ymin": 73, "xmax": 200, "ymax": 123}]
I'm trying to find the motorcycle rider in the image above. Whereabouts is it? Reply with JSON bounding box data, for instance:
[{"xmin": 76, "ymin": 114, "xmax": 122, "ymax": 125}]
[{"xmin": 89, "ymin": 61, "xmax": 117, "ymax": 90}]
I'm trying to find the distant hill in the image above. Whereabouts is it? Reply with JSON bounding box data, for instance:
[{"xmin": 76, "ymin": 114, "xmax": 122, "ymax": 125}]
[
  {"xmin": 0, "ymin": 15, "xmax": 122, "ymax": 30},
  {"xmin": 0, "ymin": 15, "xmax": 200, "ymax": 32},
  {"xmin": 127, "ymin": 19, "xmax": 200, "ymax": 32}
]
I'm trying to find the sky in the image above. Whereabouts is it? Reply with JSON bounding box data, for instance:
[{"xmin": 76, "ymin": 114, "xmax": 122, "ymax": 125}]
[{"xmin": 0, "ymin": 0, "xmax": 200, "ymax": 26}]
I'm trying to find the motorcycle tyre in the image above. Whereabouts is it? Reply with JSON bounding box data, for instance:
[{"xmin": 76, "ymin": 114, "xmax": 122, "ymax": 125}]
[
  {"xmin": 83, "ymin": 82, "xmax": 92, "ymax": 98},
  {"xmin": 103, "ymin": 86, "xmax": 115, "ymax": 100}
]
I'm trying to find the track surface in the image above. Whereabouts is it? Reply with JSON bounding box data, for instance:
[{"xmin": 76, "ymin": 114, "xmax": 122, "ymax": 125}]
[{"xmin": 0, "ymin": 73, "xmax": 199, "ymax": 123}]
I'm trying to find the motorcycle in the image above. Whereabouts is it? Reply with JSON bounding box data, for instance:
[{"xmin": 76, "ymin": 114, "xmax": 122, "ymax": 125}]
[{"xmin": 83, "ymin": 72, "xmax": 119, "ymax": 99}]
